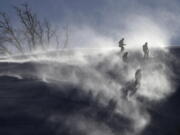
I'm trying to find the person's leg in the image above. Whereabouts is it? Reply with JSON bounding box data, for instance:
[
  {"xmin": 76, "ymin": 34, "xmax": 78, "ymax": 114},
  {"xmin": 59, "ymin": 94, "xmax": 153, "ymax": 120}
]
[{"xmin": 121, "ymin": 46, "xmax": 124, "ymax": 52}]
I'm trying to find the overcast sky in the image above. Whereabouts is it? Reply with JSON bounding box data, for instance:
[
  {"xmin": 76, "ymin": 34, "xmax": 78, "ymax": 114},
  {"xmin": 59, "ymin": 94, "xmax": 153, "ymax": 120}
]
[{"xmin": 1, "ymin": 0, "xmax": 180, "ymax": 48}]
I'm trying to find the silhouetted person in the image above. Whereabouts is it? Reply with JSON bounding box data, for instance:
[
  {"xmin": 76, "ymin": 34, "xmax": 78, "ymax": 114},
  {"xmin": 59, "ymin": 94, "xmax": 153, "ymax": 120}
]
[
  {"xmin": 135, "ymin": 69, "xmax": 142, "ymax": 85},
  {"xmin": 119, "ymin": 38, "xmax": 126, "ymax": 52},
  {"xmin": 122, "ymin": 52, "xmax": 128, "ymax": 62},
  {"xmin": 130, "ymin": 69, "xmax": 142, "ymax": 96},
  {"xmin": 122, "ymin": 69, "xmax": 142, "ymax": 98},
  {"xmin": 122, "ymin": 81, "xmax": 135, "ymax": 98},
  {"xmin": 143, "ymin": 42, "xmax": 149, "ymax": 59}
]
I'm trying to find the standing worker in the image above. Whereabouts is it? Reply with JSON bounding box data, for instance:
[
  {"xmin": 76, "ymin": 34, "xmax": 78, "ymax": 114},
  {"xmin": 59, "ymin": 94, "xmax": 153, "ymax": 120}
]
[
  {"xmin": 142, "ymin": 42, "xmax": 149, "ymax": 59},
  {"xmin": 119, "ymin": 38, "xmax": 126, "ymax": 52}
]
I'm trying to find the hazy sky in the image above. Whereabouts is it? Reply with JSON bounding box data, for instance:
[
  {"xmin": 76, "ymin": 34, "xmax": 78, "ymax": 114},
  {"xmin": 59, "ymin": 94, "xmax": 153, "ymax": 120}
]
[{"xmin": 1, "ymin": 0, "xmax": 180, "ymax": 47}]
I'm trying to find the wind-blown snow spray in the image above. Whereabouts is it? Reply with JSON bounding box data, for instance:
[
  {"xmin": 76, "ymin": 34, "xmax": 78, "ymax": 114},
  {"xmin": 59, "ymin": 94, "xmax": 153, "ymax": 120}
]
[{"xmin": 0, "ymin": 47, "xmax": 175, "ymax": 135}]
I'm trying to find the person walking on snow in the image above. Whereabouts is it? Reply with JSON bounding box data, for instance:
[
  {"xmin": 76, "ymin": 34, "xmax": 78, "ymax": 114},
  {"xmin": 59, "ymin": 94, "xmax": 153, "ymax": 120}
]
[
  {"xmin": 143, "ymin": 42, "xmax": 149, "ymax": 59},
  {"xmin": 119, "ymin": 38, "xmax": 126, "ymax": 52}
]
